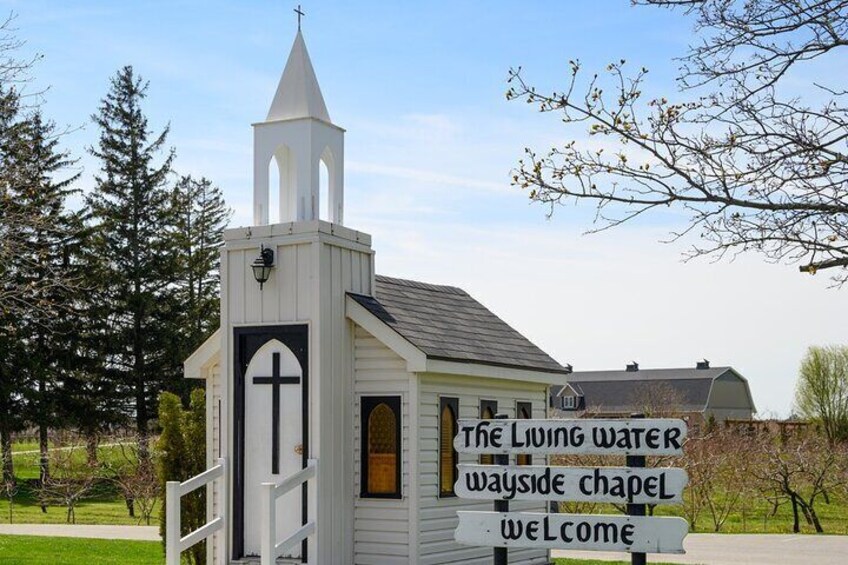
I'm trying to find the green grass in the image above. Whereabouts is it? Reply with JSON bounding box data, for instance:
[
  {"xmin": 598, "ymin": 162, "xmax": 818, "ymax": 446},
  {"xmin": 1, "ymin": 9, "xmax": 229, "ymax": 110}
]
[
  {"xmin": 1, "ymin": 440, "xmax": 159, "ymax": 526},
  {"xmin": 0, "ymin": 535, "xmax": 162, "ymax": 564},
  {"xmin": 9, "ymin": 441, "xmax": 45, "ymax": 454},
  {"xmin": 0, "ymin": 481, "xmax": 154, "ymax": 526},
  {"xmin": 10, "ymin": 442, "xmax": 134, "ymax": 481}
]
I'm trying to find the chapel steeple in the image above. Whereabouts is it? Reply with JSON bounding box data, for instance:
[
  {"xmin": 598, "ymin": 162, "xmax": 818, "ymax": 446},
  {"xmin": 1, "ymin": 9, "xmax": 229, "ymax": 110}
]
[{"xmin": 253, "ymin": 29, "xmax": 345, "ymax": 226}]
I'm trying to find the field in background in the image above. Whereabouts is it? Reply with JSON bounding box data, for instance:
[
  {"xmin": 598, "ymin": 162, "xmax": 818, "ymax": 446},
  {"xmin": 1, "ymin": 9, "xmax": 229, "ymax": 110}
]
[
  {"xmin": 4, "ymin": 440, "xmax": 848, "ymax": 534},
  {"xmin": 1, "ymin": 440, "xmax": 158, "ymax": 526}
]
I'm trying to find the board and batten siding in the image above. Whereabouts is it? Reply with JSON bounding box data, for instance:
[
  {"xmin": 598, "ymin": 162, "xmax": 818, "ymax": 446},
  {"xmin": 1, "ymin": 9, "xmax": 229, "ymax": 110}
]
[
  {"xmin": 353, "ymin": 326, "xmax": 412, "ymax": 564},
  {"xmin": 221, "ymin": 223, "xmax": 375, "ymax": 564},
  {"xmin": 417, "ymin": 373, "xmax": 550, "ymax": 565},
  {"xmin": 208, "ymin": 365, "xmax": 223, "ymax": 565}
]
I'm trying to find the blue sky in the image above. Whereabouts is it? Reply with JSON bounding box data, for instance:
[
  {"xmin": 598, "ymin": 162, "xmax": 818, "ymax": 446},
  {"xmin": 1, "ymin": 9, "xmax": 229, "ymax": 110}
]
[{"xmin": 5, "ymin": 1, "xmax": 847, "ymax": 416}]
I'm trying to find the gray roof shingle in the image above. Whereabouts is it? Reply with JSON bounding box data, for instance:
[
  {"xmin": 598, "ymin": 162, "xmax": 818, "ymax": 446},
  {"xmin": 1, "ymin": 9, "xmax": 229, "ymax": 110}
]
[
  {"xmin": 349, "ymin": 275, "xmax": 569, "ymax": 374},
  {"xmin": 562, "ymin": 367, "xmax": 736, "ymax": 413}
]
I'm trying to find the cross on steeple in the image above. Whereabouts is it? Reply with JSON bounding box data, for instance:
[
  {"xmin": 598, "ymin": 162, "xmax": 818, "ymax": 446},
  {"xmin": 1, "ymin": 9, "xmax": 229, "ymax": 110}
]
[
  {"xmin": 294, "ymin": 4, "xmax": 305, "ymax": 31},
  {"xmin": 252, "ymin": 352, "xmax": 301, "ymax": 475}
]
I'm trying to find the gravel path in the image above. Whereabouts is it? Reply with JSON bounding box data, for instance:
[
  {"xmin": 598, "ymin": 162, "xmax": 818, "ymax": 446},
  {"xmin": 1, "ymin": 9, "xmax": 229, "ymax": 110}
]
[{"xmin": 0, "ymin": 524, "xmax": 159, "ymax": 541}]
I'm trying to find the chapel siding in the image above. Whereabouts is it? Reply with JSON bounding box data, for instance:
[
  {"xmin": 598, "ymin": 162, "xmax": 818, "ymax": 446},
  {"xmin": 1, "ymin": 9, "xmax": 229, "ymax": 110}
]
[
  {"xmin": 208, "ymin": 366, "xmax": 222, "ymax": 565},
  {"xmin": 417, "ymin": 374, "xmax": 549, "ymax": 565},
  {"xmin": 353, "ymin": 326, "xmax": 412, "ymax": 564}
]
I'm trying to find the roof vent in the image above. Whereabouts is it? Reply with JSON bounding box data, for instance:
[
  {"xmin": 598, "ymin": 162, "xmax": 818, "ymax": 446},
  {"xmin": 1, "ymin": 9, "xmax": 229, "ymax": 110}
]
[
  {"xmin": 696, "ymin": 359, "xmax": 710, "ymax": 370},
  {"xmin": 626, "ymin": 361, "xmax": 639, "ymax": 372}
]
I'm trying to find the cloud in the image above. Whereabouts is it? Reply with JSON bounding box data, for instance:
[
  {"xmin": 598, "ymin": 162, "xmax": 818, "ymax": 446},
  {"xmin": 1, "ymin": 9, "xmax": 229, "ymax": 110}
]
[{"xmin": 347, "ymin": 161, "xmax": 508, "ymax": 194}]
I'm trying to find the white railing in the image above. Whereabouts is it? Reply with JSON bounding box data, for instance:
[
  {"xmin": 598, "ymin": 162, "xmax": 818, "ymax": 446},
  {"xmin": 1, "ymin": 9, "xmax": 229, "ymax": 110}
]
[
  {"xmin": 166, "ymin": 457, "xmax": 227, "ymax": 565},
  {"xmin": 261, "ymin": 458, "xmax": 318, "ymax": 565}
]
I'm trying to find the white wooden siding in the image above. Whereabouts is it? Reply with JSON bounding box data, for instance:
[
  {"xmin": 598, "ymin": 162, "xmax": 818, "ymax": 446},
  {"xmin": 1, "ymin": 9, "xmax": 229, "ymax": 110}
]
[
  {"xmin": 209, "ymin": 366, "xmax": 222, "ymax": 565},
  {"xmin": 353, "ymin": 326, "xmax": 411, "ymax": 564},
  {"xmin": 220, "ymin": 222, "xmax": 374, "ymax": 565},
  {"xmin": 417, "ymin": 374, "xmax": 549, "ymax": 565}
]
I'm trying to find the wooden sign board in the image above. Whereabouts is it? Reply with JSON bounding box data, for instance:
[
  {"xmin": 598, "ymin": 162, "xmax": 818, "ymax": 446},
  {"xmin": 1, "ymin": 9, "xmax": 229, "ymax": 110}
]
[
  {"xmin": 455, "ymin": 511, "xmax": 688, "ymax": 553},
  {"xmin": 454, "ymin": 418, "xmax": 687, "ymax": 456},
  {"xmin": 455, "ymin": 464, "xmax": 688, "ymax": 504}
]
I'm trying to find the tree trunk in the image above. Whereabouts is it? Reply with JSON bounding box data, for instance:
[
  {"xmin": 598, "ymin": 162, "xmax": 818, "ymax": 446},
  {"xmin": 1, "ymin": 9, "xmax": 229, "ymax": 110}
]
[
  {"xmin": 39, "ymin": 419, "xmax": 49, "ymax": 514},
  {"xmin": 800, "ymin": 503, "xmax": 814, "ymax": 526},
  {"xmin": 805, "ymin": 502, "xmax": 824, "ymax": 533},
  {"xmin": 134, "ymin": 307, "xmax": 149, "ymax": 464},
  {"xmin": 125, "ymin": 495, "xmax": 135, "ymax": 518},
  {"xmin": 85, "ymin": 432, "xmax": 98, "ymax": 466},
  {"xmin": 790, "ymin": 494, "xmax": 800, "ymax": 533},
  {"xmin": 0, "ymin": 426, "xmax": 13, "ymax": 486}
]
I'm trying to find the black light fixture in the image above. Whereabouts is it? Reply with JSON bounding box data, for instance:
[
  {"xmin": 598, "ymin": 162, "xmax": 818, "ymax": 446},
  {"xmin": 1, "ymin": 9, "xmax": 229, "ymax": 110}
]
[{"xmin": 251, "ymin": 244, "xmax": 275, "ymax": 290}]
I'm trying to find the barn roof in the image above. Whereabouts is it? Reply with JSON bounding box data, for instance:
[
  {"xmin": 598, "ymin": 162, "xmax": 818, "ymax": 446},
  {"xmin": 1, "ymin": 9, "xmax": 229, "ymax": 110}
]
[
  {"xmin": 348, "ymin": 275, "xmax": 569, "ymax": 374},
  {"xmin": 562, "ymin": 367, "xmax": 741, "ymax": 413}
]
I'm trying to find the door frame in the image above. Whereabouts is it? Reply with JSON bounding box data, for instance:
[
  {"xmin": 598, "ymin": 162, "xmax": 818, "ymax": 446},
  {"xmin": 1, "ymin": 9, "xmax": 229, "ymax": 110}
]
[{"xmin": 233, "ymin": 324, "xmax": 309, "ymax": 561}]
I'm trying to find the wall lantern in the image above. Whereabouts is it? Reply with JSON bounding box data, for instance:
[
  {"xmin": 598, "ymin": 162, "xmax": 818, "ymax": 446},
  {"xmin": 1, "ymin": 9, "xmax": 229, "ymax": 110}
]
[{"xmin": 251, "ymin": 244, "xmax": 275, "ymax": 290}]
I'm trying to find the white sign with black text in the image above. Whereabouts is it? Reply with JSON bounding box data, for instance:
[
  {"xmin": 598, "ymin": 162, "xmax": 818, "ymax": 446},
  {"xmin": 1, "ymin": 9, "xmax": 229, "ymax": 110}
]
[
  {"xmin": 454, "ymin": 418, "xmax": 687, "ymax": 456},
  {"xmin": 455, "ymin": 464, "xmax": 688, "ymax": 504},
  {"xmin": 455, "ymin": 511, "xmax": 688, "ymax": 553}
]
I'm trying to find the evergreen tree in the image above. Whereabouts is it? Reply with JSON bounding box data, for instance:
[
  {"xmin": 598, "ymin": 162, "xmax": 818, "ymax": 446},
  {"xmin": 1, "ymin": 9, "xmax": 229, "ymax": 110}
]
[
  {"xmin": 87, "ymin": 66, "xmax": 176, "ymax": 460},
  {"xmin": 0, "ymin": 86, "xmax": 82, "ymax": 484},
  {"xmin": 6, "ymin": 110, "xmax": 83, "ymax": 489},
  {"xmin": 0, "ymin": 85, "xmax": 25, "ymax": 485},
  {"xmin": 170, "ymin": 175, "xmax": 230, "ymax": 355}
]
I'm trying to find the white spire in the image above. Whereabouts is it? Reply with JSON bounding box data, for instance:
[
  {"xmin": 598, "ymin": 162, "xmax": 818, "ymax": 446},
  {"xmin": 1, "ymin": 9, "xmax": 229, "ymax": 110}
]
[{"xmin": 266, "ymin": 30, "xmax": 331, "ymax": 123}]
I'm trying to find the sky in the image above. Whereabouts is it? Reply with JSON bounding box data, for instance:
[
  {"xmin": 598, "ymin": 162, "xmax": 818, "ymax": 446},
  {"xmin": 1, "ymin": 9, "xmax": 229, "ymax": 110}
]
[{"xmin": 3, "ymin": 0, "xmax": 847, "ymax": 417}]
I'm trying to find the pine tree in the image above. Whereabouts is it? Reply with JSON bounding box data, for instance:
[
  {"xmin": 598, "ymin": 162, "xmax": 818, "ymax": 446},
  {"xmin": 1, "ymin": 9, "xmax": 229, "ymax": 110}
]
[
  {"xmin": 0, "ymin": 85, "xmax": 83, "ymax": 485},
  {"xmin": 7, "ymin": 110, "xmax": 83, "ymax": 489},
  {"xmin": 170, "ymin": 175, "xmax": 230, "ymax": 355},
  {"xmin": 87, "ymin": 66, "xmax": 176, "ymax": 460},
  {"xmin": 0, "ymin": 85, "xmax": 25, "ymax": 486}
]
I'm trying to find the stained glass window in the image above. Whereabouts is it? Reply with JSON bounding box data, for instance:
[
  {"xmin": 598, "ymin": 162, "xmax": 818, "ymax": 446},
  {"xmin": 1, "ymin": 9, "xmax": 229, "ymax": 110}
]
[
  {"xmin": 361, "ymin": 396, "xmax": 401, "ymax": 498},
  {"xmin": 439, "ymin": 397, "xmax": 458, "ymax": 497}
]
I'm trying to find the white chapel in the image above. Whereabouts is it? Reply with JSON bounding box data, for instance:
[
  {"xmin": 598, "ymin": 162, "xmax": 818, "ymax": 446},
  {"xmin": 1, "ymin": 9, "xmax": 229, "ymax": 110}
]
[{"xmin": 182, "ymin": 27, "xmax": 571, "ymax": 565}]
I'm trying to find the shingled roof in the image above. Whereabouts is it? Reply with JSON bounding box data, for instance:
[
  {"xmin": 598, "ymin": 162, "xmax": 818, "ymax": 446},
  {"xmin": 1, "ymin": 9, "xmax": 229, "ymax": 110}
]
[
  {"xmin": 561, "ymin": 367, "xmax": 738, "ymax": 413},
  {"xmin": 348, "ymin": 275, "xmax": 569, "ymax": 374}
]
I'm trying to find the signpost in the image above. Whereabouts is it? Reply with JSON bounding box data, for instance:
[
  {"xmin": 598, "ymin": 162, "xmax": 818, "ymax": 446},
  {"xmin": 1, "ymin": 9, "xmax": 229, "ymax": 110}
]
[{"xmin": 453, "ymin": 415, "xmax": 689, "ymax": 563}]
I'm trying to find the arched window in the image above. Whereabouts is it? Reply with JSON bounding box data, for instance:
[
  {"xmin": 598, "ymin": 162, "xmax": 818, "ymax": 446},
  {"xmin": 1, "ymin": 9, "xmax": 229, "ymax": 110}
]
[
  {"xmin": 479, "ymin": 400, "xmax": 497, "ymax": 465},
  {"xmin": 516, "ymin": 402, "xmax": 532, "ymax": 466},
  {"xmin": 439, "ymin": 397, "xmax": 459, "ymax": 497},
  {"xmin": 361, "ymin": 396, "xmax": 401, "ymax": 498}
]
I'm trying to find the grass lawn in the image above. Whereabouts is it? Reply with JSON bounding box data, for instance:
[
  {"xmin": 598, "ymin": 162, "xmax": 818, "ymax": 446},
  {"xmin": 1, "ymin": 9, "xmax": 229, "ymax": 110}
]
[
  {"xmin": 0, "ymin": 535, "xmax": 162, "ymax": 564},
  {"xmin": 0, "ymin": 482, "xmax": 152, "ymax": 526},
  {"xmin": 10, "ymin": 442, "xmax": 134, "ymax": 481},
  {"xmin": 2, "ymin": 440, "xmax": 159, "ymax": 526}
]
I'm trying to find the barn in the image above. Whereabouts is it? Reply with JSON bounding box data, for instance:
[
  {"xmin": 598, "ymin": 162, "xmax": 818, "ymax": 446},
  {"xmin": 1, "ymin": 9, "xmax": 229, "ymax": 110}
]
[{"xmin": 550, "ymin": 361, "xmax": 756, "ymax": 429}]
